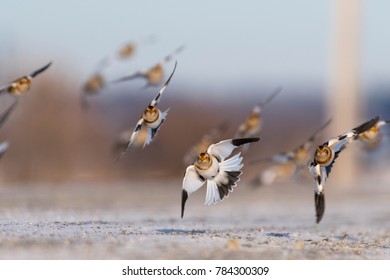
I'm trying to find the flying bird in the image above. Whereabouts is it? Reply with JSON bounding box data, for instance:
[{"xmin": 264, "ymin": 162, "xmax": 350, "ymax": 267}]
[
  {"xmin": 111, "ymin": 45, "xmax": 184, "ymax": 88},
  {"xmin": 308, "ymin": 116, "xmax": 379, "ymax": 223},
  {"xmin": 181, "ymin": 137, "xmax": 260, "ymax": 218},
  {"xmin": 250, "ymin": 119, "xmax": 332, "ymax": 186},
  {"xmin": 96, "ymin": 36, "xmax": 156, "ymax": 69},
  {"xmin": 235, "ymin": 87, "xmax": 281, "ymax": 152},
  {"xmin": 0, "ymin": 62, "xmax": 52, "ymax": 96},
  {"xmin": 356, "ymin": 117, "xmax": 390, "ymax": 150},
  {"xmin": 117, "ymin": 61, "xmax": 177, "ymax": 160}
]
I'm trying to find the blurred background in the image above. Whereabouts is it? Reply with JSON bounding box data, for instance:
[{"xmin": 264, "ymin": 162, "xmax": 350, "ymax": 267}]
[{"xmin": 0, "ymin": 0, "xmax": 389, "ymax": 185}]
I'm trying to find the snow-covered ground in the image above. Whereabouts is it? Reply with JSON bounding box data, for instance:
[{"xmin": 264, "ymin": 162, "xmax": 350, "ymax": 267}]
[{"xmin": 0, "ymin": 177, "xmax": 389, "ymax": 259}]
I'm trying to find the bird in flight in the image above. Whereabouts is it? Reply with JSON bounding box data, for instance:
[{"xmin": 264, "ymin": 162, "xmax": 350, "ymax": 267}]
[
  {"xmin": 116, "ymin": 61, "xmax": 177, "ymax": 161},
  {"xmin": 111, "ymin": 45, "xmax": 184, "ymax": 88},
  {"xmin": 308, "ymin": 116, "xmax": 379, "ymax": 223},
  {"xmin": 181, "ymin": 137, "xmax": 260, "ymax": 218},
  {"xmin": 0, "ymin": 62, "xmax": 52, "ymax": 96}
]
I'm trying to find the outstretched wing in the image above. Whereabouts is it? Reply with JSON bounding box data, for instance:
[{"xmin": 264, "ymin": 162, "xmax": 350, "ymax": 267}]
[
  {"xmin": 0, "ymin": 141, "xmax": 9, "ymax": 158},
  {"xmin": 254, "ymin": 86, "xmax": 282, "ymax": 113},
  {"xmin": 0, "ymin": 100, "xmax": 17, "ymax": 129},
  {"xmin": 301, "ymin": 119, "xmax": 332, "ymax": 151},
  {"xmin": 29, "ymin": 62, "xmax": 52, "ymax": 78},
  {"xmin": 149, "ymin": 61, "xmax": 177, "ymax": 107},
  {"xmin": 181, "ymin": 165, "xmax": 205, "ymax": 218},
  {"xmin": 116, "ymin": 117, "xmax": 144, "ymax": 161},
  {"xmin": 207, "ymin": 138, "xmax": 260, "ymax": 161},
  {"xmin": 111, "ymin": 71, "xmax": 145, "ymax": 84}
]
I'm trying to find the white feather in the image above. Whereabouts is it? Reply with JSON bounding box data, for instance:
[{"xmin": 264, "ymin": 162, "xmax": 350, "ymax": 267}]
[
  {"xmin": 182, "ymin": 165, "xmax": 205, "ymax": 195},
  {"xmin": 205, "ymin": 180, "xmax": 220, "ymax": 205}
]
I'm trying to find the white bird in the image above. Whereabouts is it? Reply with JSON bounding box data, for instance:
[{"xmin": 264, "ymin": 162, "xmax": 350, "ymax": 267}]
[
  {"xmin": 117, "ymin": 61, "xmax": 177, "ymax": 160},
  {"xmin": 0, "ymin": 62, "xmax": 52, "ymax": 96},
  {"xmin": 308, "ymin": 116, "xmax": 379, "ymax": 223},
  {"xmin": 181, "ymin": 137, "xmax": 260, "ymax": 218}
]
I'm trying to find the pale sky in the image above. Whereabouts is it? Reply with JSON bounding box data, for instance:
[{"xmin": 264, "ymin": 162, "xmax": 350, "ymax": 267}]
[{"xmin": 0, "ymin": 0, "xmax": 389, "ymax": 95}]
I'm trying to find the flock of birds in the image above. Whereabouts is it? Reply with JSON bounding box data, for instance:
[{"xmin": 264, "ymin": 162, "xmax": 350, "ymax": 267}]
[{"xmin": 0, "ymin": 38, "xmax": 389, "ymax": 224}]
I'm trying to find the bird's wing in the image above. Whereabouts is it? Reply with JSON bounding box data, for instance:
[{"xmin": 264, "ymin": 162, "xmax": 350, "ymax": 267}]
[
  {"xmin": 116, "ymin": 117, "xmax": 144, "ymax": 161},
  {"xmin": 207, "ymin": 138, "xmax": 260, "ymax": 161},
  {"xmin": 0, "ymin": 141, "xmax": 9, "ymax": 158},
  {"xmin": 149, "ymin": 61, "xmax": 177, "ymax": 107},
  {"xmin": 111, "ymin": 71, "xmax": 145, "ymax": 84},
  {"xmin": 181, "ymin": 165, "xmax": 205, "ymax": 218},
  {"xmin": 29, "ymin": 62, "xmax": 52, "ymax": 78},
  {"xmin": 255, "ymin": 86, "xmax": 283, "ymax": 112},
  {"xmin": 301, "ymin": 119, "xmax": 332, "ymax": 150},
  {"xmin": 0, "ymin": 99, "xmax": 17, "ymax": 129}
]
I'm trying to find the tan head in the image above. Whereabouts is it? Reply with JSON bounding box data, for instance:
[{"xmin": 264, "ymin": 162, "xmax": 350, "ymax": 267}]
[
  {"xmin": 146, "ymin": 64, "xmax": 163, "ymax": 85},
  {"xmin": 9, "ymin": 77, "xmax": 32, "ymax": 94},
  {"xmin": 143, "ymin": 106, "xmax": 159, "ymax": 123},
  {"xmin": 194, "ymin": 152, "xmax": 212, "ymax": 170},
  {"xmin": 314, "ymin": 145, "xmax": 334, "ymax": 165}
]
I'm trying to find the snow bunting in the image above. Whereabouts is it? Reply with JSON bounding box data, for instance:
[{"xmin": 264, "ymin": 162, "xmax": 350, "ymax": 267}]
[
  {"xmin": 0, "ymin": 62, "xmax": 52, "ymax": 96},
  {"xmin": 356, "ymin": 117, "xmax": 390, "ymax": 150},
  {"xmin": 117, "ymin": 61, "xmax": 177, "ymax": 160},
  {"xmin": 181, "ymin": 137, "xmax": 260, "ymax": 218},
  {"xmin": 308, "ymin": 116, "xmax": 379, "ymax": 223},
  {"xmin": 250, "ymin": 120, "xmax": 331, "ymax": 186},
  {"xmin": 111, "ymin": 45, "xmax": 184, "ymax": 88},
  {"xmin": 235, "ymin": 87, "xmax": 281, "ymax": 152}
]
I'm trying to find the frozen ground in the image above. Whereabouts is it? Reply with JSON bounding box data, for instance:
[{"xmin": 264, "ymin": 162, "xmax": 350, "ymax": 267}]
[{"xmin": 0, "ymin": 177, "xmax": 389, "ymax": 259}]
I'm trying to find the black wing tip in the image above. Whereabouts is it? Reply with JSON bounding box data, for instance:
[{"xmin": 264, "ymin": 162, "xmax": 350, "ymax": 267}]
[
  {"xmin": 353, "ymin": 116, "xmax": 380, "ymax": 135},
  {"xmin": 31, "ymin": 61, "xmax": 52, "ymax": 77},
  {"xmin": 315, "ymin": 192, "xmax": 325, "ymax": 224},
  {"xmin": 181, "ymin": 190, "xmax": 188, "ymax": 218},
  {"xmin": 232, "ymin": 137, "xmax": 260, "ymax": 147}
]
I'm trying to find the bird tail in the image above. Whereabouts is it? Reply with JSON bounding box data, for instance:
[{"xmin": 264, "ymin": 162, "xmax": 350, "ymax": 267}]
[{"xmin": 315, "ymin": 192, "xmax": 325, "ymax": 224}]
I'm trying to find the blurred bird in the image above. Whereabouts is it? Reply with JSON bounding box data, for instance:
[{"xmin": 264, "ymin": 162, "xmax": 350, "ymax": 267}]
[
  {"xmin": 235, "ymin": 87, "xmax": 281, "ymax": 152},
  {"xmin": 356, "ymin": 117, "xmax": 390, "ymax": 150},
  {"xmin": 181, "ymin": 137, "xmax": 260, "ymax": 218},
  {"xmin": 114, "ymin": 126, "xmax": 148, "ymax": 151},
  {"xmin": 96, "ymin": 36, "xmax": 156, "ymax": 69},
  {"xmin": 183, "ymin": 121, "xmax": 229, "ymax": 166},
  {"xmin": 81, "ymin": 72, "xmax": 105, "ymax": 109},
  {"xmin": 308, "ymin": 116, "xmax": 379, "ymax": 223},
  {"xmin": 0, "ymin": 62, "xmax": 52, "ymax": 96},
  {"xmin": 117, "ymin": 62, "xmax": 177, "ymax": 160},
  {"xmin": 111, "ymin": 45, "xmax": 185, "ymax": 88},
  {"xmin": 250, "ymin": 119, "xmax": 332, "ymax": 186}
]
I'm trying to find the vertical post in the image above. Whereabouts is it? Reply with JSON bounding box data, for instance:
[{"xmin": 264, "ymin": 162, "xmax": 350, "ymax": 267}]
[{"xmin": 328, "ymin": 0, "xmax": 360, "ymax": 185}]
